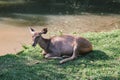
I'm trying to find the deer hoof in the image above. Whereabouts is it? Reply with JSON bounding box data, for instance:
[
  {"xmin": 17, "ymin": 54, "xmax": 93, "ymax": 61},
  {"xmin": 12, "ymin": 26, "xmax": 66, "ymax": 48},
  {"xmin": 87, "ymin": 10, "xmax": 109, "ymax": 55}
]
[{"xmin": 59, "ymin": 60, "xmax": 64, "ymax": 64}]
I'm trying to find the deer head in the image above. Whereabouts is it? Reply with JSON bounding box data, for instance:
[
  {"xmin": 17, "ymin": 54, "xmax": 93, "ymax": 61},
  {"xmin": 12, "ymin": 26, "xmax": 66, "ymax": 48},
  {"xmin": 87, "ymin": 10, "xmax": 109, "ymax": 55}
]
[{"xmin": 29, "ymin": 27, "xmax": 48, "ymax": 47}]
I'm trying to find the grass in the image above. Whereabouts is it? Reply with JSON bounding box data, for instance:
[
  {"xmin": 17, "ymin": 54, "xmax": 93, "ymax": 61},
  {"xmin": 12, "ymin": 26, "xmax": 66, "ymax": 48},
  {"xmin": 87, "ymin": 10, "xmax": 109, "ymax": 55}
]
[{"xmin": 0, "ymin": 30, "xmax": 120, "ymax": 80}]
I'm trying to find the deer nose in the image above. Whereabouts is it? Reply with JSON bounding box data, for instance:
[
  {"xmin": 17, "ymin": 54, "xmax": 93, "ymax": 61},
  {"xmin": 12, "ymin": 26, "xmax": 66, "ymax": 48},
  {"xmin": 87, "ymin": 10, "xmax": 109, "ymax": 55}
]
[
  {"xmin": 43, "ymin": 53, "xmax": 47, "ymax": 56},
  {"xmin": 32, "ymin": 43, "xmax": 36, "ymax": 47}
]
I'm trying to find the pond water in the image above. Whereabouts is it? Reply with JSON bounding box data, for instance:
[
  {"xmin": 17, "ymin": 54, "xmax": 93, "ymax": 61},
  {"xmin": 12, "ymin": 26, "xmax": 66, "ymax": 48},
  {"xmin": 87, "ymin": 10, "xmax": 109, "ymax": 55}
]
[{"xmin": 0, "ymin": 14, "xmax": 120, "ymax": 55}]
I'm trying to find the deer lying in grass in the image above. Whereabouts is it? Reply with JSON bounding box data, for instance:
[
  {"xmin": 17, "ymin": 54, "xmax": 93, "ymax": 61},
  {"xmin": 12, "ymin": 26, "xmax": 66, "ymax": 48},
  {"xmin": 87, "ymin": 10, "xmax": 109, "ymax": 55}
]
[{"xmin": 30, "ymin": 28, "xmax": 93, "ymax": 64}]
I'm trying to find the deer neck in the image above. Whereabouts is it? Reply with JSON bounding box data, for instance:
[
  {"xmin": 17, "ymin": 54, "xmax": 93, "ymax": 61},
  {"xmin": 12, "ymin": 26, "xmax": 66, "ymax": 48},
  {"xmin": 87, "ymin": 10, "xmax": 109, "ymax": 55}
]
[{"xmin": 38, "ymin": 36, "xmax": 50, "ymax": 51}]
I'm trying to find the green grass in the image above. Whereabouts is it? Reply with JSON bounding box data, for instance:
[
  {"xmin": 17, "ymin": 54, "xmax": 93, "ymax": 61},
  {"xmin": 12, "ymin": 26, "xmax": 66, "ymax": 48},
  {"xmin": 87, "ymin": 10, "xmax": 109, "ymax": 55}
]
[{"xmin": 0, "ymin": 30, "xmax": 120, "ymax": 80}]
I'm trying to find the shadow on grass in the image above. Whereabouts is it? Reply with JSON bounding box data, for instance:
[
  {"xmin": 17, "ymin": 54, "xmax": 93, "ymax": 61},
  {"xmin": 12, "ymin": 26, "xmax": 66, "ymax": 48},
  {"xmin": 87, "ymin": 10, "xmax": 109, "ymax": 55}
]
[
  {"xmin": 83, "ymin": 50, "xmax": 110, "ymax": 60},
  {"xmin": 0, "ymin": 49, "xmax": 116, "ymax": 80},
  {"xmin": 59, "ymin": 50, "xmax": 111, "ymax": 66},
  {"xmin": 0, "ymin": 54, "xmax": 65, "ymax": 80},
  {"xmin": 95, "ymin": 76, "xmax": 120, "ymax": 80}
]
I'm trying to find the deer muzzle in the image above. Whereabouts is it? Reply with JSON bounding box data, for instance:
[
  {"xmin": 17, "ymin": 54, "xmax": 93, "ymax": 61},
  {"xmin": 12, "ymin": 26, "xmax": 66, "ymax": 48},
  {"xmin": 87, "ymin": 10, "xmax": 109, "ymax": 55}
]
[{"xmin": 32, "ymin": 42, "xmax": 37, "ymax": 47}]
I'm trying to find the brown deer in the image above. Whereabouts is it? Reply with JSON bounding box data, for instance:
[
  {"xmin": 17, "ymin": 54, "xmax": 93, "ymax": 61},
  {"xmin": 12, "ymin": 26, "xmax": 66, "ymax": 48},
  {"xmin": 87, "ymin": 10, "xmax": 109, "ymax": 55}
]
[{"xmin": 29, "ymin": 28, "xmax": 93, "ymax": 64}]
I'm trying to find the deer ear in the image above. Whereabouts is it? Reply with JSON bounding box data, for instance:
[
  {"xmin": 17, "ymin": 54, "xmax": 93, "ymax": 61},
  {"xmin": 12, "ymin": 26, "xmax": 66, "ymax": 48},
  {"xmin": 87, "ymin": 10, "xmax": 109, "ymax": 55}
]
[
  {"xmin": 29, "ymin": 27, "xmax": 35, "ymax": 34},
  {"xmin": 41, "ymin": 28, "xmax": 48, "ymax": 34}
]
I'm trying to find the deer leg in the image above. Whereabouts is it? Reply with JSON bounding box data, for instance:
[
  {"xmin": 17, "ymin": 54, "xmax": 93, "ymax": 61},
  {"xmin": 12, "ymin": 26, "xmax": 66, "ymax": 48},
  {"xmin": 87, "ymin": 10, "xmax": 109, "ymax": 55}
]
[
  {"xmin": 59, "ymin": 46, "xmax": 78, "ymax": 64},
  {"xmin": 62, "ymin": 55, "xmax": 70, "ymax": 58},
  {"xmin": 45, "ymin": 53, "xmax": 63, "ymax": 60}
]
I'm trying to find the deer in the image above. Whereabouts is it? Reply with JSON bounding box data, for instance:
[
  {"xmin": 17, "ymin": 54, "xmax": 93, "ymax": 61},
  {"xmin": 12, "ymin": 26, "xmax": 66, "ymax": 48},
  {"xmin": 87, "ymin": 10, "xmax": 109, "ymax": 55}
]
[{"xmin": 29, "ymin": 28, "xmax": 93, "ymax": 64}]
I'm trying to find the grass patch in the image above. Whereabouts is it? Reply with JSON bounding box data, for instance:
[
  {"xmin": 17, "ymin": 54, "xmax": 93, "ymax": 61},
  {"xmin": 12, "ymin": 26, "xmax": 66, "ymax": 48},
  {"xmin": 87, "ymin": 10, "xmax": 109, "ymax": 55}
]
[{"xmin": 0, "ymin": 30, "xmax": 120, "ymax": 80}]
